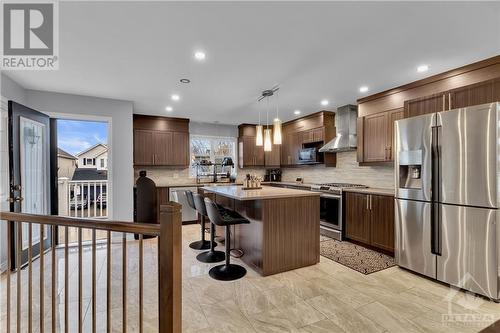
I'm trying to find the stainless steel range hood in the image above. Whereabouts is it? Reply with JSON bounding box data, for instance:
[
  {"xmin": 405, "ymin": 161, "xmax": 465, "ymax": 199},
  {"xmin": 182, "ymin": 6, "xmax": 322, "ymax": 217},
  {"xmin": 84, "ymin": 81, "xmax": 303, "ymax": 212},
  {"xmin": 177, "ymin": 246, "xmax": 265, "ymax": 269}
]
[{"xmin": 319, "ymin": 104, "xmax": 358, "ymax": 153}]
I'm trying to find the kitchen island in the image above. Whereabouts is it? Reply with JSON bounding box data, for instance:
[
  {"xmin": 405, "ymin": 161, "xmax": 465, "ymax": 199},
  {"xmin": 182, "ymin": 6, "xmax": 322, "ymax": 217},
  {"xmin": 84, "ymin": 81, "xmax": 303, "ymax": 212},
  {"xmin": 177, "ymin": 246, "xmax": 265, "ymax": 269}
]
[{"xmin": 201, "ymin": 185, "xmax": 320, "ymax": 276}]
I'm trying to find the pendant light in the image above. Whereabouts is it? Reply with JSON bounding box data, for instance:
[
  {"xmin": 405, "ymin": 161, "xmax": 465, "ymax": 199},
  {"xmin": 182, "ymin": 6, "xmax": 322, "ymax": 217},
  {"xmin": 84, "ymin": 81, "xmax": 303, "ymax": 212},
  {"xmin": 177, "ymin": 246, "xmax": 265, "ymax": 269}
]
[
  {"xmin": 264, "ymin": 97, "xmax": 272, "ymax": 152},
  {"xmin": 273, "ymin": 94, "xmax": 282, "ymax": 145},
  {"xmin": 256, "ymin": 107, "xmax": 263, "ymax": 146}
]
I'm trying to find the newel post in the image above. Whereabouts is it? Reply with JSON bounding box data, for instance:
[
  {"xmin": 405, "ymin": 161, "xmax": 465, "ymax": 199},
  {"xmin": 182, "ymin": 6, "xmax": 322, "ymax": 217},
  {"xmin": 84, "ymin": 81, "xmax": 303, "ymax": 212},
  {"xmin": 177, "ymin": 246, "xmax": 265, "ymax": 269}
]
[{"xmin": 158, "ymin": 202, "xmax": 182, "ymax": 333}]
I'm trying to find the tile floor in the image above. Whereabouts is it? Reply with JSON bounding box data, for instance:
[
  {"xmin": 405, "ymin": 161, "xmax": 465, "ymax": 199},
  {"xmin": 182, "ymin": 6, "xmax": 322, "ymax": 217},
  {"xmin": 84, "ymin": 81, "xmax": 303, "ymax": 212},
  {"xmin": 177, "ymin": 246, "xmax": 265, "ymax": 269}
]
[{"xmin": 1, "ymin": 224, "xmax": 499, "ymax": 332}]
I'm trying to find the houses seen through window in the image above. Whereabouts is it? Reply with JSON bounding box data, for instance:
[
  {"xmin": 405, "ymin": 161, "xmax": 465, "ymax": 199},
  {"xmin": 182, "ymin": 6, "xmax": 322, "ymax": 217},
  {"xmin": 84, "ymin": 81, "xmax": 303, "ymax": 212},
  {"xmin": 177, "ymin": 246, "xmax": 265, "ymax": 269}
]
[{"xmin": 190, "ymin": 135, "xmax": 237, "ymax": 178}]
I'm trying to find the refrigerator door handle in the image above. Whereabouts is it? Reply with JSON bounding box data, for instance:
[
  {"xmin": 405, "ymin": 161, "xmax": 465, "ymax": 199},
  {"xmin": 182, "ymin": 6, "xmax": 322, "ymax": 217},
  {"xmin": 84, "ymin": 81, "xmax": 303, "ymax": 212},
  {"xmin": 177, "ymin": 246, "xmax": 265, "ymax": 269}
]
[{"xmin": 431, "ymin": 125, "xmax": 442, "ymax": 256}]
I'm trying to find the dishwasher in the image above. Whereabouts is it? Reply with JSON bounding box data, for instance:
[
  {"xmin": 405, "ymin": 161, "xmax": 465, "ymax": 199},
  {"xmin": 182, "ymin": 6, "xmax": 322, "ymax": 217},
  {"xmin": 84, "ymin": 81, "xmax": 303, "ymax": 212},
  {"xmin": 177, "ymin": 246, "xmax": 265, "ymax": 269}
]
[{"xmin": 169, "ymin": 187, "xmax": 199, "ymax": 223}]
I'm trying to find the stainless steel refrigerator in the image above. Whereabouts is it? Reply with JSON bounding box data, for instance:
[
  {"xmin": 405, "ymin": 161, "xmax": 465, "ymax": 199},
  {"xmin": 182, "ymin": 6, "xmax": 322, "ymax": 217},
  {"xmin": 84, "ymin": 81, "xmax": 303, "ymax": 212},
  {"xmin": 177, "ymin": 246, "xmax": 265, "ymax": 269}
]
[{"xmin": 394, "ymin": 102, "xmax": 500, "ymax": 301}]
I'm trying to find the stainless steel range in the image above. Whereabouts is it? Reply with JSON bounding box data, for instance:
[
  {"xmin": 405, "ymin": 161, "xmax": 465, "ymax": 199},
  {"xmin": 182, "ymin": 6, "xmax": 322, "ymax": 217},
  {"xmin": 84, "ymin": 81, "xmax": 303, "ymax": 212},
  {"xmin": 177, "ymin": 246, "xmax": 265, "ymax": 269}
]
[{"xmin": 311, "ymin": 183, "xmax": 368, "ymax": 240}]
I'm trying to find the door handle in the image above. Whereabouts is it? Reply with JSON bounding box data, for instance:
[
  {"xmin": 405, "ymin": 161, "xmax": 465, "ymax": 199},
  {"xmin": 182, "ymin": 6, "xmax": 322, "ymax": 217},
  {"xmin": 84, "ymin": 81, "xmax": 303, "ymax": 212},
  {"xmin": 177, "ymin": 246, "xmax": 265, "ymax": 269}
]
[
  {"xmin": 10, "ymin": 184, "xmax": 21, "ymax": 191},
  {"xmin": 7, "ymin": 196, "xmax": 24, "ymax": 203}
]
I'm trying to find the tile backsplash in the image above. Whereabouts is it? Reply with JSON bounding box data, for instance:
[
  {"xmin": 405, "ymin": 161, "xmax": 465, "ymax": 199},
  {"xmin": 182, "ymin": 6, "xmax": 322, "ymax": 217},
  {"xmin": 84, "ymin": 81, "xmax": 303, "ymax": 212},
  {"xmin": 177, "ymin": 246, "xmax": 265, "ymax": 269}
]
[
  {"xmin": 133, "ymin": 167, "xmax": 266, "ymax": 187},
  {"xmin": 281, "ymin": 151, "xmax": 394, "ymax": 189},
  {"xmin": 134, "ymin": 152, "xmax": 393, "ymax": 189}
]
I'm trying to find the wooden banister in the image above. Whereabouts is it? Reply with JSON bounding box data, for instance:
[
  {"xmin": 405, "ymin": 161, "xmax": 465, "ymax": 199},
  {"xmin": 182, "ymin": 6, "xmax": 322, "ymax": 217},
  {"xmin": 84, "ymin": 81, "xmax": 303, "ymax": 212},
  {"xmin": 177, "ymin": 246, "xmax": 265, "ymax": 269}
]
[
  {"xmin": 158, "ymin": 203, "xmax": 182, "ymax": 333},
  {"xmin": 0, "ymin": 211, "xmax": 160, "ymax": 235},
  {"xmin": 1, "ymin": 202, "xmax": 182, "ymax": 333}
]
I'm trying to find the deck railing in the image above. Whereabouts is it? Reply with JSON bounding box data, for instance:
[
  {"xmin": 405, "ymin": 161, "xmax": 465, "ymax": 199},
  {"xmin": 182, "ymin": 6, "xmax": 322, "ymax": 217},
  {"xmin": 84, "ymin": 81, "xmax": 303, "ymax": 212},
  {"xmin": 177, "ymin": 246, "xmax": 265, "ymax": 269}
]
[
  {"xmin": 0, "ymin": 203, "xmax": 182, "ymax": 333},
  {"xmin": 59, "ymin": 179, "xmax": 109, "ymax": 218}
]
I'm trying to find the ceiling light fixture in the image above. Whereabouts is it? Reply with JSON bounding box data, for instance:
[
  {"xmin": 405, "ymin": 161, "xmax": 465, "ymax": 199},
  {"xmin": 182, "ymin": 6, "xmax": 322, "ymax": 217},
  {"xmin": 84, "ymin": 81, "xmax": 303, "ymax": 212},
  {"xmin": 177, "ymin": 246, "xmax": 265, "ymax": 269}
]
[
  {"xmin": 359, "ymin": 86, "xmax": 369, "ymax": 93},
  {"xmin": 180, "ymin": 79, "xmax": 190, "ymax": 84},
  {"xmin": 294, "ymin": 110, "xmax": 301, "ymax": 115},
  {"xmin": 417, "ymin": 64, "xmax": 429, "ymax": 73},
  {"xmin": 194, "ymin": 51, "xmax": 206, "ymax": 61},
  {"xmin": 165, "ymin": 106, "xmax": 173, "ymax": 112},
  {"xmin": 257, "ymin": 86, "xmax": 281, "ymax": 151},
  {"xmin": 171, "ymin": 94, "xmax": 180, "ymax": 101},
  {"xmin": 321, "ymin": 99, "xmax": 329, "ymax": 106}
]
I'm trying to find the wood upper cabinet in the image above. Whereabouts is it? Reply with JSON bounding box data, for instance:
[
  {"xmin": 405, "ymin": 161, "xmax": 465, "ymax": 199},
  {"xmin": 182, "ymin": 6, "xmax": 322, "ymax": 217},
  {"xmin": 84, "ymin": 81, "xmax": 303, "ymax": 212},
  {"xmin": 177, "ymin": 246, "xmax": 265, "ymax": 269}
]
[
  {"xmin": 345, "ymin": 192, "xmax": 371, "ymax": 244},
  {"xmin": 238, "ymin": 127, "xmax": 265, "ymax": 168},
  {"xmin": 363, "ymin": 112, "xmax": 388, "ymax": 162},
  {"xmin": 404, "ymin": 92, "xmax": 448, "ymax": 118},
  {"xmin": 449, "ymin": 78, "xmax": 500, "ymax": 109},
  {"xmin": 387, "ymin": 108, "xmax": 404, "ymax": 161},
  {"xmin": 403, "ymin": 78, "xmax": 500, "ymax": 118},
  {"xmin": 153, "ymin": 131, "xmax": 173, "ymax": 165},
  {"xmin": 345, "ymin": 191, "xmax": 394, "ymax": 253},
  {"xmin": 265, "ymin": 141, "xmax": 281, "ymax": 167},
  {"xmin": 171, "ymin": 132, "xmax": 189, "ymax": 166},
  {"xmin": 134, "ymin": 129, "xmax": 154, "ymax": 165},
  {"xmin": 281, "ymin": 131, "xmax": 300, "ymax": 166},
  {"xmin": 133, "ymin": 115, "xmax": 189, "ymax": 166}
]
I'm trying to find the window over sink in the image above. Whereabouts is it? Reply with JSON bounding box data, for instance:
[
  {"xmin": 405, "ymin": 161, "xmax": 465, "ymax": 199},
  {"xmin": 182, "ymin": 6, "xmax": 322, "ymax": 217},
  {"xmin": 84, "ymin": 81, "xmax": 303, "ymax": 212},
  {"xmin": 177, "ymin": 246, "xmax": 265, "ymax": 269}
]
[{"xmin": 189, "ymin": 135, "xmax": 237, "ymax": 178}]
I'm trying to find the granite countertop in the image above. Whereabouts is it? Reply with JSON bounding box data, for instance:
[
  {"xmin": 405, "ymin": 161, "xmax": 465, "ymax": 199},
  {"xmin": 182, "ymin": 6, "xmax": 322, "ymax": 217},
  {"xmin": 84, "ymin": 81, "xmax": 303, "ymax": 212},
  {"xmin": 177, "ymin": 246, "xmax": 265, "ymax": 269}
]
[
  {"xmin": 342, "ymin": 187, "xmax": 394, "ymax": 196},
  {"xmin": 201, "ymin": 185, "xmax": 320, "ymax": 201}
]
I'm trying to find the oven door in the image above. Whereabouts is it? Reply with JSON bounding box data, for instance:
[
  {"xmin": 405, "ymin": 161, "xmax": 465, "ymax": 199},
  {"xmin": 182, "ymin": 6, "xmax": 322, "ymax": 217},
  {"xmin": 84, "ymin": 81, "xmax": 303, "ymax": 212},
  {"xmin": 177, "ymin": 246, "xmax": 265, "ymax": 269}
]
[{"xmin": 319, "ymin": 194, "xmax": 341, "ymax": 230}]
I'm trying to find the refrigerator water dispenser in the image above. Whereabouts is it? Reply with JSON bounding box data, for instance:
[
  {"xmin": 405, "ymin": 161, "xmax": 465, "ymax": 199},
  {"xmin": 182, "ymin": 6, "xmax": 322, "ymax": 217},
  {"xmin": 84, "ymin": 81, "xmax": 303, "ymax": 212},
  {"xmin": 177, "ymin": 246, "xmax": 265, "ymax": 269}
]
[{"xmin": 398, "ymin": 150, "xmax": 423, "ymax": 189}]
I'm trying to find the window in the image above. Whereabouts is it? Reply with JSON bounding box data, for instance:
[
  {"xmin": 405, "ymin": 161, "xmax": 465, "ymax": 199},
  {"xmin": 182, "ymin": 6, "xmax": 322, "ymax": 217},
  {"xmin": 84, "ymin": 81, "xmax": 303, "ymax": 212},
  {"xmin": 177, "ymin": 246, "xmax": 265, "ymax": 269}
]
[
  {"xmin": 190, "ymin": 135, "xmax": 237, "ymax": 178},
  {"xmin": 86, "ymin": 158, "xmax": 93, "ymax": 165},
  {"xmin": 100, "ymin": 158, "xmax": 105, "ymax": 168}
]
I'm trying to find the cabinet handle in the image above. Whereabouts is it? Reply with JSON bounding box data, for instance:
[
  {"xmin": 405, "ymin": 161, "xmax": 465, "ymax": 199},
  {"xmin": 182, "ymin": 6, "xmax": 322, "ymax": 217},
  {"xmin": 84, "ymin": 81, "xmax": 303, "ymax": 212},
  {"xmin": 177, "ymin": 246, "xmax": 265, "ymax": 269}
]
[
  {"xmin": 448, "ymin": 93, "xmax": 451, "ymax": 110},
  {"xmin": 153, "ymin": 154, "xmax": 155, "ymax": 165},
  {"xmin": 442, "ymin": 94, "xmax": 445, "ymax": 111},
  {"xmin": 366, "ymin": 196, "xmax": 369, "ymax": 210},
  {"xmin": 370, "ymin": 195, "xmax": 372, "ymax": 210}
]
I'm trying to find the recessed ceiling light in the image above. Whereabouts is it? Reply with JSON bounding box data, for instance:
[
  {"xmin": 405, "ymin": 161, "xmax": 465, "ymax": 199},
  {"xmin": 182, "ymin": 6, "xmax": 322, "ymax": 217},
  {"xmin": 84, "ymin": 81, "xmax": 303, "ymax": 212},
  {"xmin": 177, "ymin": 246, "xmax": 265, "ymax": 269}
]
[
  {"xmin": 417, "ymin": 64, "xmax": 429, "ymax": 73},
  {"xmin": 359, "ymin": 86, "xmax": 369, "ymax": 93},
  {"xmin": 321, "ymin": 99, "xmax": 329, "ymax": 106},
  {"xmin": 165, "ymin": 106, "xmax": 173, "ymax": 112},
  {"xmin": 180, "ymin": 79, "xmax": 190, "ymax": 84},
  {"xmin": 194, "ymin": 51, "xmax": 206, "ymax": 61},
  {"xmin": 294, "ymin": 110, "xmax": 301, "ymax": 115},
  {"xmin": 171, "ymin": 94, "xmax": 180, "ymax": 101}
]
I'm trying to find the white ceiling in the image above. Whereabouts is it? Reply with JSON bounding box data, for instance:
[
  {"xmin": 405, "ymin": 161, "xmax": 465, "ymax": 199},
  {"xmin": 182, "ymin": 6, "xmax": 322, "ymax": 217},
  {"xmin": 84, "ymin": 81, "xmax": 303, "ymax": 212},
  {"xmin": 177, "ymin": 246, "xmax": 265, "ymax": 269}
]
[{"xmin": 6, "ymin": 1, "xmax": 500, "ymax": 124}]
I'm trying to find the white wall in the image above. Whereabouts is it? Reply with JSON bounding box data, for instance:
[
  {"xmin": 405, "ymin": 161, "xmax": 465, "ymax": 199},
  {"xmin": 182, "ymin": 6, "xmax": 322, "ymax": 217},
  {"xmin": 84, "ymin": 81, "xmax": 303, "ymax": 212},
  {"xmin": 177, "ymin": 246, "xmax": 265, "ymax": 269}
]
[
  {"xmin": 190, "ymin": 121, "xmax": 238, "ymax": 137},
  {"xmin": 25, "ymin": 89, "xmax": 134, "ymax": 221}
]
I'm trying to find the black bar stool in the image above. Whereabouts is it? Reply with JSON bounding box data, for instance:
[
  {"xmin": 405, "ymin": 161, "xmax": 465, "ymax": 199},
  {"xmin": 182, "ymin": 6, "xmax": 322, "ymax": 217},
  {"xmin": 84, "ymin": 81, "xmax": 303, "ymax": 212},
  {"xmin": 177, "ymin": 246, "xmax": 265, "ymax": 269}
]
[
  {"xmin": 193, "ymin": 193, "xmax": 225, "ymax": 263},
  {"xmin": 204, "ymin": 197, "xmax": 250, "ymax": 281},
  {"xmin": 185, "ymin": 190, "xmax": 212, "ymax": 250}
]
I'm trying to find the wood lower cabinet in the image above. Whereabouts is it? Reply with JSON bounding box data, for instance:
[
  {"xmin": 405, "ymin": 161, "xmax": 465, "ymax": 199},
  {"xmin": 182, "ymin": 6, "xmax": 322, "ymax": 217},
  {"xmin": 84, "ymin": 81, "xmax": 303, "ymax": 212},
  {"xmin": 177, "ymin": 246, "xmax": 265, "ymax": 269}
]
[
  {"xmin": 370, "ymin": 194, "xmax": 395, "ymax": 252},
  {"xmin": 133, "ymin": 115, "xmax": 190, "ymax": 167},
  {"xmin": 345, "ymin": 191, "xmax": 394, "ymax": 253},
  {"xmin": 345, "ymin": 192, "xmax": 371, "ymax": 244}
]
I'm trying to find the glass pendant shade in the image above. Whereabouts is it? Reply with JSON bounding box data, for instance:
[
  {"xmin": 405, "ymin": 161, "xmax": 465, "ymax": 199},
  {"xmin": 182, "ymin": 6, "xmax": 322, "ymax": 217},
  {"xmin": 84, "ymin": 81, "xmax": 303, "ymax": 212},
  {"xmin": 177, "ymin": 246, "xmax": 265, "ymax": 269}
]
[
  {"xmin": 264, "ymin": 128, "xmax": 272, "ymax": 152},
  {"xmin": 273, "ymin": 118, "xmax": 282, "ymax": 145},
  {"xmin": 256, "ymin": 125, "xmax": 263, "ymax": 146}
]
